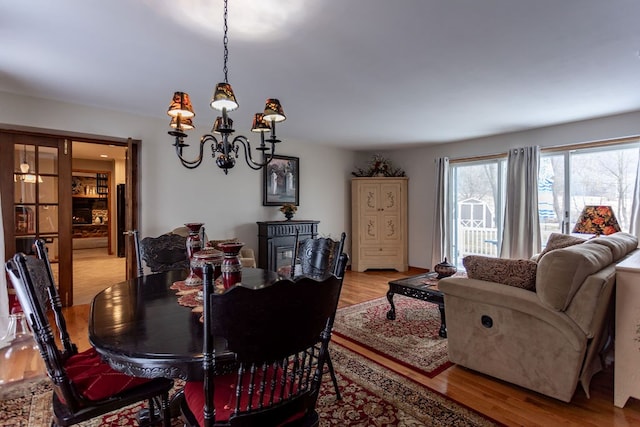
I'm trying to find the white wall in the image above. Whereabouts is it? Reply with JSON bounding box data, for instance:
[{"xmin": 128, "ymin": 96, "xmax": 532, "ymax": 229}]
[
  {"xmin": 0, "ymin": 91, "xmax": 356, "ymax": 255},
  {"xmin": 375, "ymin": 110, "xmax": 640, "ymax": 269},
  {"xmin": 5, "ymin": 90, "xmax": 640, "ymax": 271}
]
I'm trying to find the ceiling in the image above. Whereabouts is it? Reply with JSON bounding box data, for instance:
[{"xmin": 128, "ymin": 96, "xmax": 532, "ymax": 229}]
[
  {"xmin": 3, "ymin": 0, "xmax": 640, "ymax": 151},
  {"xmin": 72, "ymin": 141, "xmax": 127, "ymax": 161}
]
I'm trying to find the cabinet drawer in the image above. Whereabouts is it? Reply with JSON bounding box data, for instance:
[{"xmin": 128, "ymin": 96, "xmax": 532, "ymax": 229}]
[{"xmin": 360, "ymin": 246, "xmax": 400, "ymax": 258}]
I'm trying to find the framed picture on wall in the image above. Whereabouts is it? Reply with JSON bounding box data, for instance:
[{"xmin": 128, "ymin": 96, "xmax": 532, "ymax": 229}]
[{"xmin": 263, "ymin": 155, "xmax": 299, "ymax": 206}]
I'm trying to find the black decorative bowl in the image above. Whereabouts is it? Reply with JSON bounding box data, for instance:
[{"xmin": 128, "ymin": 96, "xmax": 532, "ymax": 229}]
[{"xmin": 434, "ymin": 257, "xmax": 457, "ymax": 279}]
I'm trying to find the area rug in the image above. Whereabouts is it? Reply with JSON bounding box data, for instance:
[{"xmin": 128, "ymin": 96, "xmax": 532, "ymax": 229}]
[
  {"xmin": 0, "ymin": 344, "xmax": 497, "ymax": 426},
  {"xmin": 333, "ymin": 295, "xmax": 452, "ymax": 377}
]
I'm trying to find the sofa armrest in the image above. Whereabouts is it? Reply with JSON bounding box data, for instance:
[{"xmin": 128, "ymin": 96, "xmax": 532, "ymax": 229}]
[
  {"xmin": 439, "ymin": 277, "xmax": 585, "ymax": 351},
  {"xmin": 439, "ymin": 276, "xmax": 591, "ymax": 401}
]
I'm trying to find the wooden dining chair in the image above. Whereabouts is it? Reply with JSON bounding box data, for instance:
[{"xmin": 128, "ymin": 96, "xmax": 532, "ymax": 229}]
[
  {"xmin": 318, "ymin": 252, "xmax": 348, "ymax": 401},
  {"xmin": 288, "ymin": 232, "xmax": 348, "ymax": 399},
  {"xmin": 5, "ymin": 252, "xmax": 174, "ymax": 427},
  {"xmin": 290, "ymin": 232, "xmax": 347, "ymax": 280},
  {"xmin": 180, "ymin": 264, "xmax": 342, "ymax": 427},
  {"xmin": 134, "ymin": 231, "xmax": 190, "ymax": 276},
  {"xmin": 33, "ymin": 238, "xmax": 77, "ymax": 357}
]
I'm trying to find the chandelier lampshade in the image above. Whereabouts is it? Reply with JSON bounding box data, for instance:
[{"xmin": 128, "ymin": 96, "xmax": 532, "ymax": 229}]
[
  {"xmin": 170, "ymin": 116, "xmax": 194, "ymax": 131},
  {"xmin": 263, "ymin": 98, "xmax": 286, "ymax": 122},
  {"xmin": 212, "ymin": 116, "xmax": 233, "ymax": 134},
  {"xmin": 251, "ymin": 113, "xmax": 271, "ymax": 133},
  {"xmin": 167, "ymin": 91, "xmax": 195, "ymax": 119},
  {"xmin": 210, "ymin": 83, "xmax": 239, "ymax": 111}
]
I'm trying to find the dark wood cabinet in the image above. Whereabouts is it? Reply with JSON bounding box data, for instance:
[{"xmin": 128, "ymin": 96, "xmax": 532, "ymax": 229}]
[
  {"xmin": 257, "ymin": 220, "xmax": 319, "ymax": 271},
  {"xmin": 96, "ymin": 173, "xmax": 109, "ymax": 197},
  {"xmin": 72, "ymin": 171, "xmax": 111, "ymax": 250}
]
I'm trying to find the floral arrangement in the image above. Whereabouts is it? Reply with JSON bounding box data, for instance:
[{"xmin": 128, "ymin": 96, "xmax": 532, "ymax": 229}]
[
  {"xmin": 279, "ymin": 203, "xmax": 297, "ymax": 215},
  {"xmin": 352, "ymin": 154, "xmax": 406, "ymax": 177}
]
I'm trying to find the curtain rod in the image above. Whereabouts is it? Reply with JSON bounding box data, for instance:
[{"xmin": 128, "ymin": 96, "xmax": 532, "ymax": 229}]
[{"xmin": 449, "ymin": 135, "xmax": 640, "ymax": 164}]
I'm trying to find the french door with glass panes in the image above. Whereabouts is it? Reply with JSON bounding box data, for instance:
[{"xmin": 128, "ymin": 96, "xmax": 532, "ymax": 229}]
[{"xmin": 1, "ymin": 133, "xmax": 73, "ymax": 305}]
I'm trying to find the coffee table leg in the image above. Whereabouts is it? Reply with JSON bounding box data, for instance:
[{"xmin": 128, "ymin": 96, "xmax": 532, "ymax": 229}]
[
  {"xmin": 386, "ymin": 291, "xmax": 396, "ymax": 320},
  {"xmin": 438, "ymin": 303, "xmax": 447, "ymax": 338}
]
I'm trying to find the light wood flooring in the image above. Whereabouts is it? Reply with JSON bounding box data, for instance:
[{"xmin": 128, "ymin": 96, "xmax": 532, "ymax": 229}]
[
  {"xmin": 3, "ymin": 266, "xmax": 640, "ymax": 426},
  {"xmin": 65, "ymin": 248, "xmax": 127, "ymax": 305}
]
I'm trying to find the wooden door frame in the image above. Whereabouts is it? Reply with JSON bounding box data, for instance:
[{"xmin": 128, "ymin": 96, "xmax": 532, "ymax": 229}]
[
  {"xmin": 1, "ymin": 127, "xmax": 139, "ymax": 306},
  {"xmin": 125, "ymin": 138, "xmax": 140, "ymax": 280}
]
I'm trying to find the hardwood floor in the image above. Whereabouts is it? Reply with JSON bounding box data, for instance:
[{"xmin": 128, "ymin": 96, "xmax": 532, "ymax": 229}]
[
  {"xmin": 3, "ymin": 267, "xmax": 640, "ymax": 426},
  {"xmin": 71, "ymin": 248, "xmax": 126, "ymax": 305},
  {"xmin": 48, "ymin": 248, "xmax": 127, "ymax": 306}
]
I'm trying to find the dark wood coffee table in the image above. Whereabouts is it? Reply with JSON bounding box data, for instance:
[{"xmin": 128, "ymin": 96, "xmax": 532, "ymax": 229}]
[{"xmin": 386, "ymin": 272, "xmax": 447, "ymax": 338}]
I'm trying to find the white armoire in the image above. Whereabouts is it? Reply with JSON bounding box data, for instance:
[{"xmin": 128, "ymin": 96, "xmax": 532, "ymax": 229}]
[{"xmin": 351, "ymin": 177, "xmax": 408, "ymax": 272}]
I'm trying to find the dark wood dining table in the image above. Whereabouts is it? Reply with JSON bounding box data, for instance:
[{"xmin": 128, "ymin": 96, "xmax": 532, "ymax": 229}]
[{"xmin": 89, "ymin": 267, "xmax": 281, "ymax": 382}]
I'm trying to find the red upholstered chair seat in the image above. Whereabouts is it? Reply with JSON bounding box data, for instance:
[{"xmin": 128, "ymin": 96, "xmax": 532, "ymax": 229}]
[
  {"xmin": 184, "ymin": 366, "xmax": 303, "ymax": 426},
  {"xmin": 63, "ymin": 348, "xmax": 152, "ymax": 402}
]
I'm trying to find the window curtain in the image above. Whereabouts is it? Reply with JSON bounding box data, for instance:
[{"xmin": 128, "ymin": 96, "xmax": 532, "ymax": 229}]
[
  {"xmin": 629, "ymin": 147, "xmax": 640, "ymax": 239},
  {"xmin": 431, "ymin": 157, "xmax": 450, "ymax": 268},
  {"xmin": 0, "ymin": 187, "xmax": 9, "ymax": 346},
  {"xmin": 500, "ymin": 146, "xmax": 541, "ymax": 259}
]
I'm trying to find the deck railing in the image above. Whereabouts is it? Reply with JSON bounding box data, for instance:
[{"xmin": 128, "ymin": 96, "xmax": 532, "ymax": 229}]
[
  {"xmin": 455, "ymin": 223, "xmax": 561, "ymax": 266},
  {"xmin": 457, "ymin": 226, "xmax": 499, "ymax": 264}
]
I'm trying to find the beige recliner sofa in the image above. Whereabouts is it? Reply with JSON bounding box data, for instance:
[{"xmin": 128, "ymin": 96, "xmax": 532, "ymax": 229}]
[{"xmin": 439, "ymin": 232, "xmax": 638, "ymax": 402}]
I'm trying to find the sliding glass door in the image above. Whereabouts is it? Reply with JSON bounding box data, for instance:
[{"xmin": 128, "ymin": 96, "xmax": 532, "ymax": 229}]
[
  {"xmin": 450, "ymin": 159, "xmax": 506, "ymax": 267},
  {"xmin": 448, "ymin": 139, "xmax": 639, "ymax": 267},
  {"xmin": 540, "ymin": 144, "xmax": 639, "ymax": 246}
]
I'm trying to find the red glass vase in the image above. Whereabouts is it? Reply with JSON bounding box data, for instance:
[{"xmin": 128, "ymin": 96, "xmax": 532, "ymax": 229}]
[
  {"xmin": 218, "ymin": 242, "xmax": 244, "ymax": 289},
  {"xmin": 191, "ymin": 248, "xmax": 223, "ymax": 282},
  {"xmin": 184, "ymin": 222, "xmax": 204, "ymax": 286}
]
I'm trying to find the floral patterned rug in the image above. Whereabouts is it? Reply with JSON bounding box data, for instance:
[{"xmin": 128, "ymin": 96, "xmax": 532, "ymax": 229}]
[
  {"xmin": 333, "ymin": 295, "xmax": 452, "ymax": 377},
  {"xmin": 0, "ymin": 344, "xmax": 496, "ymax": 426}
]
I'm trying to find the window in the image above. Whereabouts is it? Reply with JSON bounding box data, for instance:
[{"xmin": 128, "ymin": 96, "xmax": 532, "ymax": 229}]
[
  {"xmin": 448, "ymin": 139, "xmax": 640, "ymax": 267},
  {"xmin": 539, "ymin": 143, "xmax": 639, "ymax": 246},
  {"xmin": 450, "ymin": 159, "xmax": 506, "ymax": 267},
  {"xmin": 538, "ymin": 154, "xmax": 565, "ymax": 244}
]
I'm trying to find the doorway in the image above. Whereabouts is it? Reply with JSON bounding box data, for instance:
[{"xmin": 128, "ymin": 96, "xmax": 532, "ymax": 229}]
[
  {"xmin": 1, "ymin": 130, "xmax": 139, "ymax": 307},
  {"xmin": 71, "ymin": 142, "xmax": 128, "ymax": 305}
]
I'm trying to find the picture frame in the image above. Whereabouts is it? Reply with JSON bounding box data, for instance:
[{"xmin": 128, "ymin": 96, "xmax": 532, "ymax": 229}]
[{"xmin": 263, "ymin": 155, "xmax": 299, "ymax": 206}]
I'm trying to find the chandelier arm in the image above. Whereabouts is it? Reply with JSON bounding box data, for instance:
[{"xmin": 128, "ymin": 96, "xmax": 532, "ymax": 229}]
[
  {"xmin": 233, "ymin": 135, "xmax": 276, "ymax": 170},
  {"xmin": 173, "ymin": 137, "xmax": 206, "ymax": 169}
]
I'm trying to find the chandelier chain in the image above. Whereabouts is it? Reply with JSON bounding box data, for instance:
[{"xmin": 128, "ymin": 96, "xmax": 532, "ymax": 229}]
[{"xmin": 222, "ymin": 0, "xmax": 229, "ymax": 83}]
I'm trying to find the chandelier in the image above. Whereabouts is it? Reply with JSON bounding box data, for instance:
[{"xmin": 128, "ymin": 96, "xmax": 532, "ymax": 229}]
[
  {"xmin": 14, "ymin": 145, "xmax": 42, "ymax": 183},
  {"xmin": 166, "ymin": 0, "xmax": 286, "ymax": 174}
]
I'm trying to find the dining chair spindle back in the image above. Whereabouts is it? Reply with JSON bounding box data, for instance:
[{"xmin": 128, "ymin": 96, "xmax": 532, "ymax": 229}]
[{"xmin": 181, "ymin": 264, "xmax": 342, "ymax": 427}]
